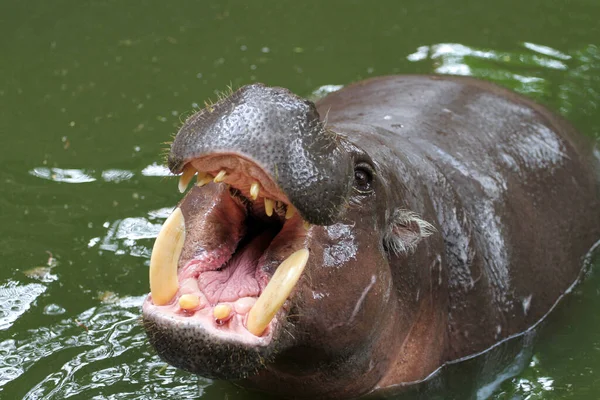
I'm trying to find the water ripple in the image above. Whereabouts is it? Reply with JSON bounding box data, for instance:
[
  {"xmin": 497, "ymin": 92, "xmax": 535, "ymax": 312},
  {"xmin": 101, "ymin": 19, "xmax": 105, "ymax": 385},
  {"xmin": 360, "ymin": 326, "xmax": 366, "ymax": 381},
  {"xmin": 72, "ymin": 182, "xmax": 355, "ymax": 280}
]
[
  {"xmin": 0, "ymin": 281, "xmax": 47, "ymax": 331},
  {"xmin": 1, "ymin": 298, "xmax": 207, "ymax": 399}
]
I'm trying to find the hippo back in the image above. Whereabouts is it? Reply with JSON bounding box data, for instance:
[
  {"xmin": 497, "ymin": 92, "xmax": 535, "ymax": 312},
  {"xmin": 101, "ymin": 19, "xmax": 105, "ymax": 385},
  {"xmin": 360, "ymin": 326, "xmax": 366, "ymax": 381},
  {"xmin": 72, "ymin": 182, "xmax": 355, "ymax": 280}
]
[{"xmin": 317, "ymin": 75, "xmax": 600, "ymax": 359}]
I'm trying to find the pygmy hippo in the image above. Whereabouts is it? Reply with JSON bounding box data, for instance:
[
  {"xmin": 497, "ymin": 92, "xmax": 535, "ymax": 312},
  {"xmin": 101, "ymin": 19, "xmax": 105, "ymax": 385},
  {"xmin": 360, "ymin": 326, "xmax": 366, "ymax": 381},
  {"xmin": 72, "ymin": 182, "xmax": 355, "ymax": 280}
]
[{"xmin": 142, "ymin": 75, "xmax": 600, "ymax": 399}]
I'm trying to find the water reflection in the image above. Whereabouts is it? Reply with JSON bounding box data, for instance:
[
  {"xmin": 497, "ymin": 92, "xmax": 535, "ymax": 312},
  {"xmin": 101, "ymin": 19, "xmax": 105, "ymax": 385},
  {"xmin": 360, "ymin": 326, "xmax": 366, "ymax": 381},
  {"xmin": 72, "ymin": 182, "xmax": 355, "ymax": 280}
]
[
  {"xmin": 88, "ymin": 207, "xmax": 173, "ymax": 259},
  {"xmin": 407, "ymin": 42, "xmax": 569, "ymax": 73},
  {"xmin": 141, "ymin": 163, "xmax": 171, "ymax": 177},
  {"xmin": 308, "ymin": 84, "xmax": 345, "ymax": 102},
  {"xmin": 29, "ymin": 163, "xmax": 173, "ymax": 184},
  {"xmin": 406, "ymin": 42, "xmax": 567, "ymax": 95},
  {"xmin": 101, "ymin": 169, "xmax": 135, "ymax": 183},
  {"xmin": 406, "ymin": 42, "xmax": 600, "ymax": 138},
  {"xmin": 29, "ymin": 168, "xmax": 96, "ymax": 183},
  {"xmin": 0, "ymin": 281, "xmax": 46, "ymax": 331}
]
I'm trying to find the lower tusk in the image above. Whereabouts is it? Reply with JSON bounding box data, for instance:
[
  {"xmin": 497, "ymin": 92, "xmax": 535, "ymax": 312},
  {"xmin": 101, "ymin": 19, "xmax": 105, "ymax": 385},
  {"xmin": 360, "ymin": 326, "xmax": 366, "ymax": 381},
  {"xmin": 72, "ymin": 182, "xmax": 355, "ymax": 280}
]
[
  {"xmin": 149, "ymin": 208, "xmax": 186, "ymax": 305},
  {"xmin": 178, "ymin": 164, "xmax": 197, "ymax": 193},
  {"xmin": 246, "ymin": 249, "xmax": 309, "ymax": 336}
]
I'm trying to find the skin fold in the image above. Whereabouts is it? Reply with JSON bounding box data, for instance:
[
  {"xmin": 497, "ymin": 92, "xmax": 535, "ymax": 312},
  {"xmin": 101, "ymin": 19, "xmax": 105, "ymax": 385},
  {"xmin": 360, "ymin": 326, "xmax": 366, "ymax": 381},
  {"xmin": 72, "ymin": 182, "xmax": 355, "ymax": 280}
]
[{"xmin": 143, "ymin": 75, "xmax": 600, "ymax": 399}]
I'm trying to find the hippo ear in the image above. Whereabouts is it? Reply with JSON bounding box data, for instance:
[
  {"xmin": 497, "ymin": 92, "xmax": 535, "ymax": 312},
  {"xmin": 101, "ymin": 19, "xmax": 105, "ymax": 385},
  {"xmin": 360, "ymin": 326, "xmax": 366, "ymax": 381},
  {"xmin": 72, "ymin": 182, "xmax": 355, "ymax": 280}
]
[{"xmin": 384, "ymin": 209, "xmax": 436, "ymax": 255}]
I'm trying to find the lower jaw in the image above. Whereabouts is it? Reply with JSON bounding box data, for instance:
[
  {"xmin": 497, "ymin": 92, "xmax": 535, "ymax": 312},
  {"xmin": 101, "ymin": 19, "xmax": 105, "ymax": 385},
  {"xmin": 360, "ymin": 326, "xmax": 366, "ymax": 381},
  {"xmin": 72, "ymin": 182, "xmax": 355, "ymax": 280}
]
[
  {"xmin": 141, "ymin": 301, "xmax": 287, "ymax": 380},
  {"xmin": 142, "ymin": 290, "xmax": 278, "ymax": 346}
]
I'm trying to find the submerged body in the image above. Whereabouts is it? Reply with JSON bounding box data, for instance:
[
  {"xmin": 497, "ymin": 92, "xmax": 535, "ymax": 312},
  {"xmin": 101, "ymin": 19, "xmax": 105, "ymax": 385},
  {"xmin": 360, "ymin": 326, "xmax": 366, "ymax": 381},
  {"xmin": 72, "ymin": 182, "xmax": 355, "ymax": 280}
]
[{"xmin": 142, "ymin": 76, "xmax": 600, "ymax": 399}]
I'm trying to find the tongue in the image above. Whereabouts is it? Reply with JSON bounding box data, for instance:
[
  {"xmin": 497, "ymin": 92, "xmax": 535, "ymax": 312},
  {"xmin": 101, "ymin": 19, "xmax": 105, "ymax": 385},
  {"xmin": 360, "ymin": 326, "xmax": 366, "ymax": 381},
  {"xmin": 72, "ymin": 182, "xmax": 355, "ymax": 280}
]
[{"xmin": 198, "ymin": 230, "xmax": 274, "ymax": 304}]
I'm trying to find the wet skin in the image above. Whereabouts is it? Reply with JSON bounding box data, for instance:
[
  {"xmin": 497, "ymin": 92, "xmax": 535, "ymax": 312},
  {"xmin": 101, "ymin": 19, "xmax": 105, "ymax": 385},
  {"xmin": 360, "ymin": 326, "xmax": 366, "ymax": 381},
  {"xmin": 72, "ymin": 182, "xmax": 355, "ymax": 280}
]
[{"xmin": 142, "ymin": 75, "xmax": 600, "ymax": 399}]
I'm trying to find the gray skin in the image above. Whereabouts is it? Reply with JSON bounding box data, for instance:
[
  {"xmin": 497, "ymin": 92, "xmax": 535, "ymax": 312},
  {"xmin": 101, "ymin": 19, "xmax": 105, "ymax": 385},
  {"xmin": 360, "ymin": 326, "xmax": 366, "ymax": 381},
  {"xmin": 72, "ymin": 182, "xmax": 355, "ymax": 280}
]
[
  {"xmin": 144, "ymin": 75, "xmax": 600, "ymax": 399},
  {"xmin": 168, "ymin": 84, "xmax": 353, "ymax": 226}
]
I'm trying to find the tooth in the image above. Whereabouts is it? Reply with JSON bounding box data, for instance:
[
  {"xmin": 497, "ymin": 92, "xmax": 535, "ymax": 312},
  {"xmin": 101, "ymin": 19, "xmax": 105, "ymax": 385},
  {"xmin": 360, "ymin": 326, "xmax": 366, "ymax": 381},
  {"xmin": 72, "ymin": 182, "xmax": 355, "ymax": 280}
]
[
  {"xmin": 213, "ymin": 169, "xmax": 227, "ymax": 183},
  {"xmin": 303, "ymin": 221, "xmax": 311, "ymax": 230},
  {"xmin": 179, "ymin": 294, "xmax": 200, "ymax": 310},
  {"xmin": 213, "ymin": 304, "xmax": 232, "ymax": 320},
  {"xmin": 285, "ymin": 205, "xmax": 296, "ymax": 219},
  {"xmin": 234, "ymin": 297, "xmax": 257, "ymax": 314},
  {"xmin": 196, "ymin": 174, "xmax": 213, "ymax": 187},
  {"xmin": 149, "ymin": 208, "xmax": 185, "ymax": 305},
  {"xmin": 250, "ymin": 182, "xmax": 260, "ymax": 200},
  {"xmin": 246, "ymin": 248, "xmax": 309, "ymax": 336},
  {"xmin": 264, "ymin": 198, "xmax": 274, "ymax": 216},
  {"xmin": 178, "ymin": 164, "xmax": 197, "ymax": 193}
]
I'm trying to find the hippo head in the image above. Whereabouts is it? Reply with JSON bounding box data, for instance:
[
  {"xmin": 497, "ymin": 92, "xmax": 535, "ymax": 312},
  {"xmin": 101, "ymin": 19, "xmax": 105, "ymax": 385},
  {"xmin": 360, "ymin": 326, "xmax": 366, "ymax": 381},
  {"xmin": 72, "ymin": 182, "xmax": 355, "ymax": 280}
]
[{"xmin": 142, "ymin": 84, "xmax": 435, "ymax": 398}]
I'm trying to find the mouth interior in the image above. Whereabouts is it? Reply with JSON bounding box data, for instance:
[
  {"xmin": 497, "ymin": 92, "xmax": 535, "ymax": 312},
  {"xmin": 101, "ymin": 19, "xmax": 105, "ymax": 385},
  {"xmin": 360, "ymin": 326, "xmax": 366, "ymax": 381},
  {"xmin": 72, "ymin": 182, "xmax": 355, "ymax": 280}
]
[
  {"xmin": 145, "ymin": 156, "xmax": 309, "ymax": 342},
  {"xmin": 197, "ymin": 210, "xmax": 281, "ymax": 304}
]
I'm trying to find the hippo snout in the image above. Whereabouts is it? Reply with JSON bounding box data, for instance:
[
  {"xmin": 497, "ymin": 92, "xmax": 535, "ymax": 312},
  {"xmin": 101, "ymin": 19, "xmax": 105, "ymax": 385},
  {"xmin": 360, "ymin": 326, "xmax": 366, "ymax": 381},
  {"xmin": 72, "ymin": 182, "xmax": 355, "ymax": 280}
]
[{"xmin": 168, "ymin": 83, "xmax": 353, "ymax": 226}]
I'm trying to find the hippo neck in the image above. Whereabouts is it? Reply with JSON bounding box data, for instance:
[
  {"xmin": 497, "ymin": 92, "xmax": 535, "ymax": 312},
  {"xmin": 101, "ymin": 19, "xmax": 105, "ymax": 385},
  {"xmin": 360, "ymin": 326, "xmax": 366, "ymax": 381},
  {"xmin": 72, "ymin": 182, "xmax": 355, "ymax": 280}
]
[{"xmin": 330, "ymin": 121, "xmax": 453, "ymax": 386}]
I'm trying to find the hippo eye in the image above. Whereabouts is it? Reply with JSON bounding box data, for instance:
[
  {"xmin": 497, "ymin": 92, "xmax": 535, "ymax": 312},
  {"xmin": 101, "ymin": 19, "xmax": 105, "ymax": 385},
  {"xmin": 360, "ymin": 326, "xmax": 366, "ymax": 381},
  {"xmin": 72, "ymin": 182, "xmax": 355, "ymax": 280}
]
[{"xmin": 353, "ymin": 164, "xmax": 374, "ymax": 193}]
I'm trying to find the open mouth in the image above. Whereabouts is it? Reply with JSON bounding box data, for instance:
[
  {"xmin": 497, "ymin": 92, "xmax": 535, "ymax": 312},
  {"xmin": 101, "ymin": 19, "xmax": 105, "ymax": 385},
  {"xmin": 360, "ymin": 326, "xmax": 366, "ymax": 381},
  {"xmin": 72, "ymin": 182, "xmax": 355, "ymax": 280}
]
[{"xmin": 144, "ymin": 155, "xmax": 311, "ymax": 344}]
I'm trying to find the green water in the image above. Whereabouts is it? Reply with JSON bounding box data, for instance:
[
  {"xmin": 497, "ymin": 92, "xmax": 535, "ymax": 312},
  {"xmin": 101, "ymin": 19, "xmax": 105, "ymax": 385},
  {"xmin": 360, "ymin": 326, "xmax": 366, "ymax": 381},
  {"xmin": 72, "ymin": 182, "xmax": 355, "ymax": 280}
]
[{"xmin": 0, "ymin": 1, "xmax": 599, "ymax": 399}]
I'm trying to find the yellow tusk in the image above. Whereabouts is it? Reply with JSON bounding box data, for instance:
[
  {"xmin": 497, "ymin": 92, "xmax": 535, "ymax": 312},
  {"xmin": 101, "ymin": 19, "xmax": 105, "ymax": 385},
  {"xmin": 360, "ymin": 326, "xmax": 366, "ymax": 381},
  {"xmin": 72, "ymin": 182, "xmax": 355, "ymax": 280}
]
[
  {"xmin": 246, "ymin": 249, "xmax": 309, "ymax": 336},
  {"xmin": 149, "ymin": 208, "xmax": 185, "ymax": 305}
]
